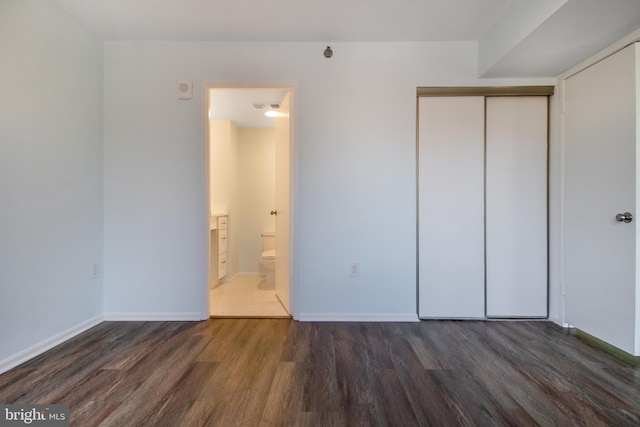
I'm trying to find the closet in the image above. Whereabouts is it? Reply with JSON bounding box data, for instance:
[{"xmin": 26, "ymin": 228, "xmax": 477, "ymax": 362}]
[{"xmin": 417, "ymin": 88, "xmax": 552, "ymax": 319}]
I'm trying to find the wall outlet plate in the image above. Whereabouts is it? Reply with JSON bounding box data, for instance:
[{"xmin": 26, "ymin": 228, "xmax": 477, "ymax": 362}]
[
  {"xmin": 349, "ymin": 262, "xmax": 360, "ymax": 277},
  {"xmin": 91, "ymin": 263, "xmax": 99, "ymax": 279}
]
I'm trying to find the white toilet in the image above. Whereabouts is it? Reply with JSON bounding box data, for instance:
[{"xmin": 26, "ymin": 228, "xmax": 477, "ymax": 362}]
[{"xmin": 259, "ymin": 231, "xmax": 276, "ymax": 289}]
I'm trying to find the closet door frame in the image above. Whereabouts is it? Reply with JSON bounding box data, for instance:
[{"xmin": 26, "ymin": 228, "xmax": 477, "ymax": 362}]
[{"xmin": 416, "ymin": 86, "xmax": 554, "ymax": 319}]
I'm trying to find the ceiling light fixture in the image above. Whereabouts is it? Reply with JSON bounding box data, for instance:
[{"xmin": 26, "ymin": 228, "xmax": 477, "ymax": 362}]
[
  {"xmin": 324, "ymin": 46, "xmax": 333, "ymax": 58},
  {"xmin": 265, "ymin": 110, "xmax": 289, "ymax": 118}
]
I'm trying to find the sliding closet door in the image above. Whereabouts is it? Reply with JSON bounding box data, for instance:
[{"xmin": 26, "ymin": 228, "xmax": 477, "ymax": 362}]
[
  {"xmin": 485, "ymin": 97, "xmax": 548, "ymax": 317},
  {"xmin": 418, "ymin": 97, "xmax": 485, "ymax": 318}
]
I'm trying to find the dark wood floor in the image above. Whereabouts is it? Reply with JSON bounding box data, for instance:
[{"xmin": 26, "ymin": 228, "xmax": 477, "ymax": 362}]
[{"xmin": 1, "ymin": 319, "xmax": 639, "ymax": 426}]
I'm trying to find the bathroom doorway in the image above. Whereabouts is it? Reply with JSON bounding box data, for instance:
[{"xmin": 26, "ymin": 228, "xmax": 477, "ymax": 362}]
[{"xmin": 207, "ymin": 87, "xmax": 293, "ymax": 318}]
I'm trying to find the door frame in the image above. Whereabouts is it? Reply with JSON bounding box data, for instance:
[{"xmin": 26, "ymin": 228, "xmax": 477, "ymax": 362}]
[
  {"xmin": 203, "ymin": 85, "xmax": 297, "ymax": 319},
  {"xmin": 416, "ymin": 86, "xmax": 554, "ymax": 319}
]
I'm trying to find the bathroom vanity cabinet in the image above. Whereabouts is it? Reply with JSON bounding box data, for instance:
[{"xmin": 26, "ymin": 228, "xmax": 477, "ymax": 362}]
[
  {"xmin": 210, "ymin": 214, "xmax": 228, "ymax": 285},
  {"xmin": 216, "ymin": 215, "xmax": 228, "ymax": 279}
]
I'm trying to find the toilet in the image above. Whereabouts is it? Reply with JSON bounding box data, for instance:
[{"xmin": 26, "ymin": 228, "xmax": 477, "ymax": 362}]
[{"xmin": 259, "ymin": 231, "xmax": 276, "ymax": 289}]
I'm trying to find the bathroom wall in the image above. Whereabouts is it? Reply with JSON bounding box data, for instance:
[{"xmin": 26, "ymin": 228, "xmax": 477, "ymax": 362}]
[
  {"xmin": 210, "ymin": 120, "xmax": 237, "ymax": 214},
  {"xmin": 237, "ymin": 128, "xmax": 276, "ymax": 274},
  {"xmin": 210, "ymin": 123, "xmax": 275, "ymax": 277},
  {"xmin": 209, "ymin": 119, "xmax": 239, "ymax": 280}
]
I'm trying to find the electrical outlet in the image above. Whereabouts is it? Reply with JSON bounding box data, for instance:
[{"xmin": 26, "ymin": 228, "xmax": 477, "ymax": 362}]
[
  {"xmin": 349, "ymin": 262, "xmax": 360, "ymax": 277},
  {"xmin": 91, "ymin": 263, "xmax": 99, "ymax": 280}
]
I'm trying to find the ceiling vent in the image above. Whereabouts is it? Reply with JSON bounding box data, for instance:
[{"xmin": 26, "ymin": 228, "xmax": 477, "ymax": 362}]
[{"xmin": 252, "ymin": 102, "xmax": 280, "ymax": 109}]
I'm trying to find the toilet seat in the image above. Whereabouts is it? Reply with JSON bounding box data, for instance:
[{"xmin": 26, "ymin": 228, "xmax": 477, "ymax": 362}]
[{"xmin": 260, "ymin": 249, "xmax": 276, "ymax": 260}]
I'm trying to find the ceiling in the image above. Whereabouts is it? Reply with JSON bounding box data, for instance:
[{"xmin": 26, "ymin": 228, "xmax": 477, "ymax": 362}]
[
  {"xmin": 52, "ymin": 0, "xmax": 510, "ymax": 42},
  {"xmin": 52, "ymin": 0, "xmax": 640, "ymax": 76},
  {"xmin": 52, "ymin": 0, "xmax": 640, "ymax": 126},
  {"xmin": 209, "ymin": 89, "xmax": 289, "ymax": 128}
]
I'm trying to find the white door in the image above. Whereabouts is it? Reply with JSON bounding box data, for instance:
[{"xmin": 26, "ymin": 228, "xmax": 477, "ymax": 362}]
[
  {"xmin": 564, "ymin": 44, "xmax": 638, "ymax": 355},
  {"xmin": 418, "ymin": 97, "xmax": 485, "ymax": 318},
  {"xmin": 486, "ymin": 97, "xmax": 548, "ymax": 317},
  {"xmin": 274, "ymin": 92, "xmax": 291, "ymax": 313}
]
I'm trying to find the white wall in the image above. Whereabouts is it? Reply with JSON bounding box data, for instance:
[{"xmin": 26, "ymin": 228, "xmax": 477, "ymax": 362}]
[
  {"xmin": 209, "ymin": 120, "xmax": 238, "ymax": 215},
  {"xmin": 237, "ymin": 128, "xmax": 276, "ymax": 274},
  {"xmin": 209, "ymin": 119, "xmax": 239, "ymax": 280},
  {"xmin": 102, "ymin": 41, "xmax": 212, "ymax": 318},
  {"xmin": 102, "ymin": 40, "xmax": 553, "ymax": 320},
  {"xmin": 0, "ymin": 0, "xmax": 103, "ymax": 369}
]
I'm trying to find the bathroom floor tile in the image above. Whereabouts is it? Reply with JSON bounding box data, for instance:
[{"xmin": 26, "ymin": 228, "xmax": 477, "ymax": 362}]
[{"xmin": 210, "ymin": 275, "xmax": 290, "ymax": 318}]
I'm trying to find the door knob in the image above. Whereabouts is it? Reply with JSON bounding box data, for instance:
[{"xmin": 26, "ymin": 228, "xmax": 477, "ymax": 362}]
[
  {"xmin": 616, "ymin": 212, "xmax": 633, "ymax": 223},
  {"xmin": 270, "ymin": 210, "xmax": 278, "ymax": 216}
]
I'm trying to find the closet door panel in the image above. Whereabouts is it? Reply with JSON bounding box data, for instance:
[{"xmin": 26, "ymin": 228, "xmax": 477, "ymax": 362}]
[
  {"xmin": 418, "ymin": 97, "xmax": 485, "ymax": 318},
  {"xmin": 486, "ymin": 96, "xmax": 548, "ymax": 317}
]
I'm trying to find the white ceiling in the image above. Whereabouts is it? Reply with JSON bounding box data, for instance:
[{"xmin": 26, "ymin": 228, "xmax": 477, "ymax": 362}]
[
  {"xmin": 52, "ymin": 0, "xmax": 510, "ymax": 42},
  {"xmin": 53, "ymin": 0, "xmax": 640, "ymax": 76},
  {"xmin": 480, "ymin": 0, "xmax": 640, "ymax": 78},
  {"xmin": 52, "ymin": 0, "xmax": 640, "ymax": 126},
  {"xmin": 209, "ymin": 88, "xmax": 289, "ymax": 128}
]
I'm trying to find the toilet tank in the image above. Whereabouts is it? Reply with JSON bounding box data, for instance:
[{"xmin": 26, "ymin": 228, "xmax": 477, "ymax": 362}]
[{"xmin": 261, "ymin": 230, "xmax": 275, "ymax": 252}]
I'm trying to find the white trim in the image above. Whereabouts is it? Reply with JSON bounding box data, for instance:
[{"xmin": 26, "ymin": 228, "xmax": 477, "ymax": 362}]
[
  {"xmin": 298, "ymin": 313, "xmax": 420, "ymax": 322},
  {"xmin": 204, "ymin": 83, "xmax": 298, "ymax": 322},
  {"xmin": 635, "ymin": 42, "xmax": 640, "ymax": 357},
  {"xmin": 0, "ymin": 315, "xmax": 104, "ymax": 375},
  {"xmin": 204, "ymin": 84, "xmax": 212, "ymax": 327},
  {"xmin": 562, "ymin": 30, "xmax": 640, "ymax": 80},
  {"xmin": 289, "ymin": 88, "xmax": 299, "ymax": 321},
  {"xmin": 419, "ymin": 316, "xmax": 486, "ymax": 321},
  {"xmin": 554, "ymin": 77, "xmax": 567, "ymax": 328},
  {"xmin": 232, "ymin": 272, "xmax": 263, "ymax": 278},
  {"xmin": 215, "ymin": 273, "xmax": 265, "ymax": 287},
  {"xmin": 103, "ymin": 312, "xmax": 202, "ymax": 321}
]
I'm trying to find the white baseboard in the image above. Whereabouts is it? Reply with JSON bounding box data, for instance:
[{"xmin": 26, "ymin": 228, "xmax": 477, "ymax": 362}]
[
  {"xmin": 221, "ymin": 273, "xmax": 238, "ymax": 283},
  {"xmin": 222, "ymin": 272, "xmax": 264, "ymax": 283},
  {"xmin": 550, "ymin": 316, "xmax": 568, "ymax": 328},
  {"xmin": 298, "ymin": 313, "xmax": 420, "ymax": 322},
  {"xmin": 0, "ymin": 314, "xmax": 104, "ymax": 375},
  {"xmin": 103, "ymin": 312, "xmax": 202, "ymax": 321}
]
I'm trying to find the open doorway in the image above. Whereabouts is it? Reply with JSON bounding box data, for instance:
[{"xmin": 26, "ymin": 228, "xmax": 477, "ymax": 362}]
[{"xmin": 207, "ymin": 87, "xmax": 293, "ymax": 318}]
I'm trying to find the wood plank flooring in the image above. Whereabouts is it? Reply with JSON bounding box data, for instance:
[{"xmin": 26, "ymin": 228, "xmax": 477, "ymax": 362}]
[{"xmin": 1, "ymin": 319, "xmax": 639, "ymax": 426}]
